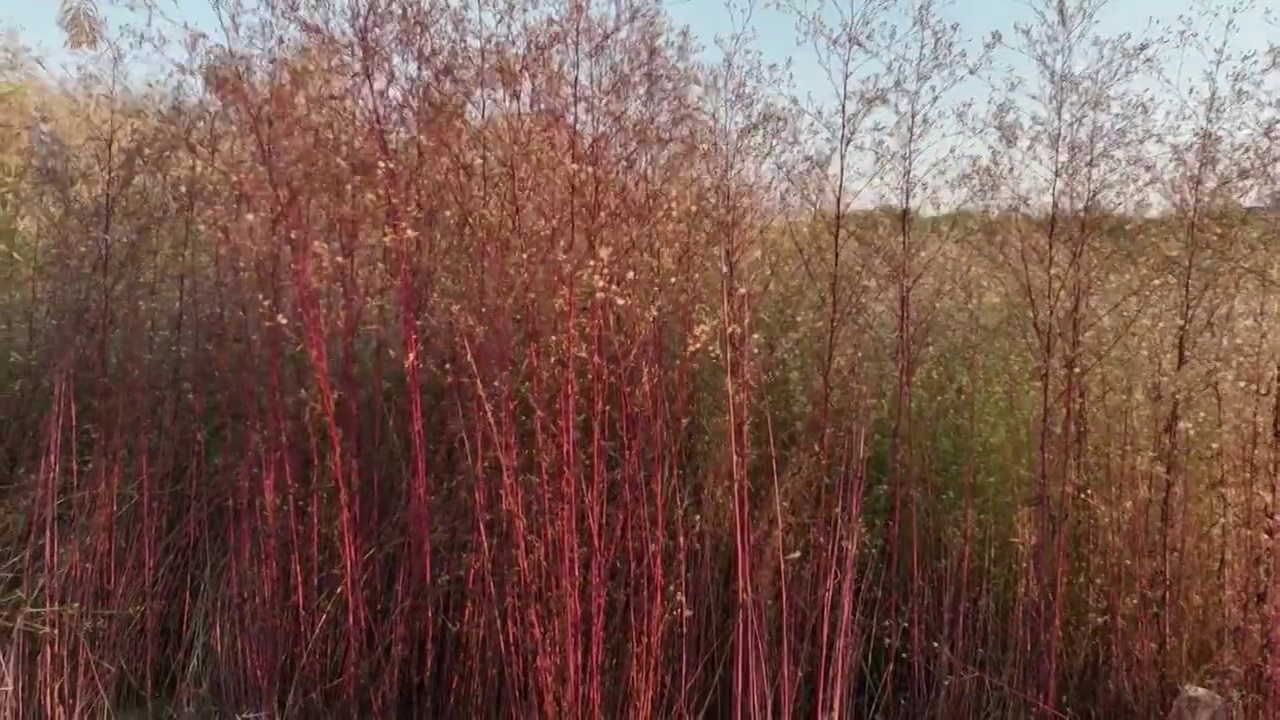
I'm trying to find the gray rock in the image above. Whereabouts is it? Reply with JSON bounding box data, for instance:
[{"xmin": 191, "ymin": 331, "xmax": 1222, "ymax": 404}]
[{"xmin": 1167, "ymin": 684, "xmax": 1232, "ymax": 720}]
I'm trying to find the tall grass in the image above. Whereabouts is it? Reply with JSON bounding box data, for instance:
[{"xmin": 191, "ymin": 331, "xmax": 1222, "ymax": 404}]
[{"xmin": 0, "ymin": 0, "xmax": 1278, "ymax": 717}]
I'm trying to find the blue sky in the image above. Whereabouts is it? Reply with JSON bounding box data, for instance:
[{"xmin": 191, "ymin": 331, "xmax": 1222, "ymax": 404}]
[
  {"xmin": 6, "ymin": 0, "xmax": 1273, "ymax": 88},
  {"xmin": 3, "ymin": 0, "xmax": 1273, "ymax": 211},
  {"xmin": 664, "ymin": 0, "xmax": 1274, "ymax": 98}
]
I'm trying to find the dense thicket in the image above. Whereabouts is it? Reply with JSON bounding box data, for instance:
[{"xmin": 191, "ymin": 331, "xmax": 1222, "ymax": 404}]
[{"xmin": 1, "ymin": 0, "xmax": 1278, "ymax": 717}]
